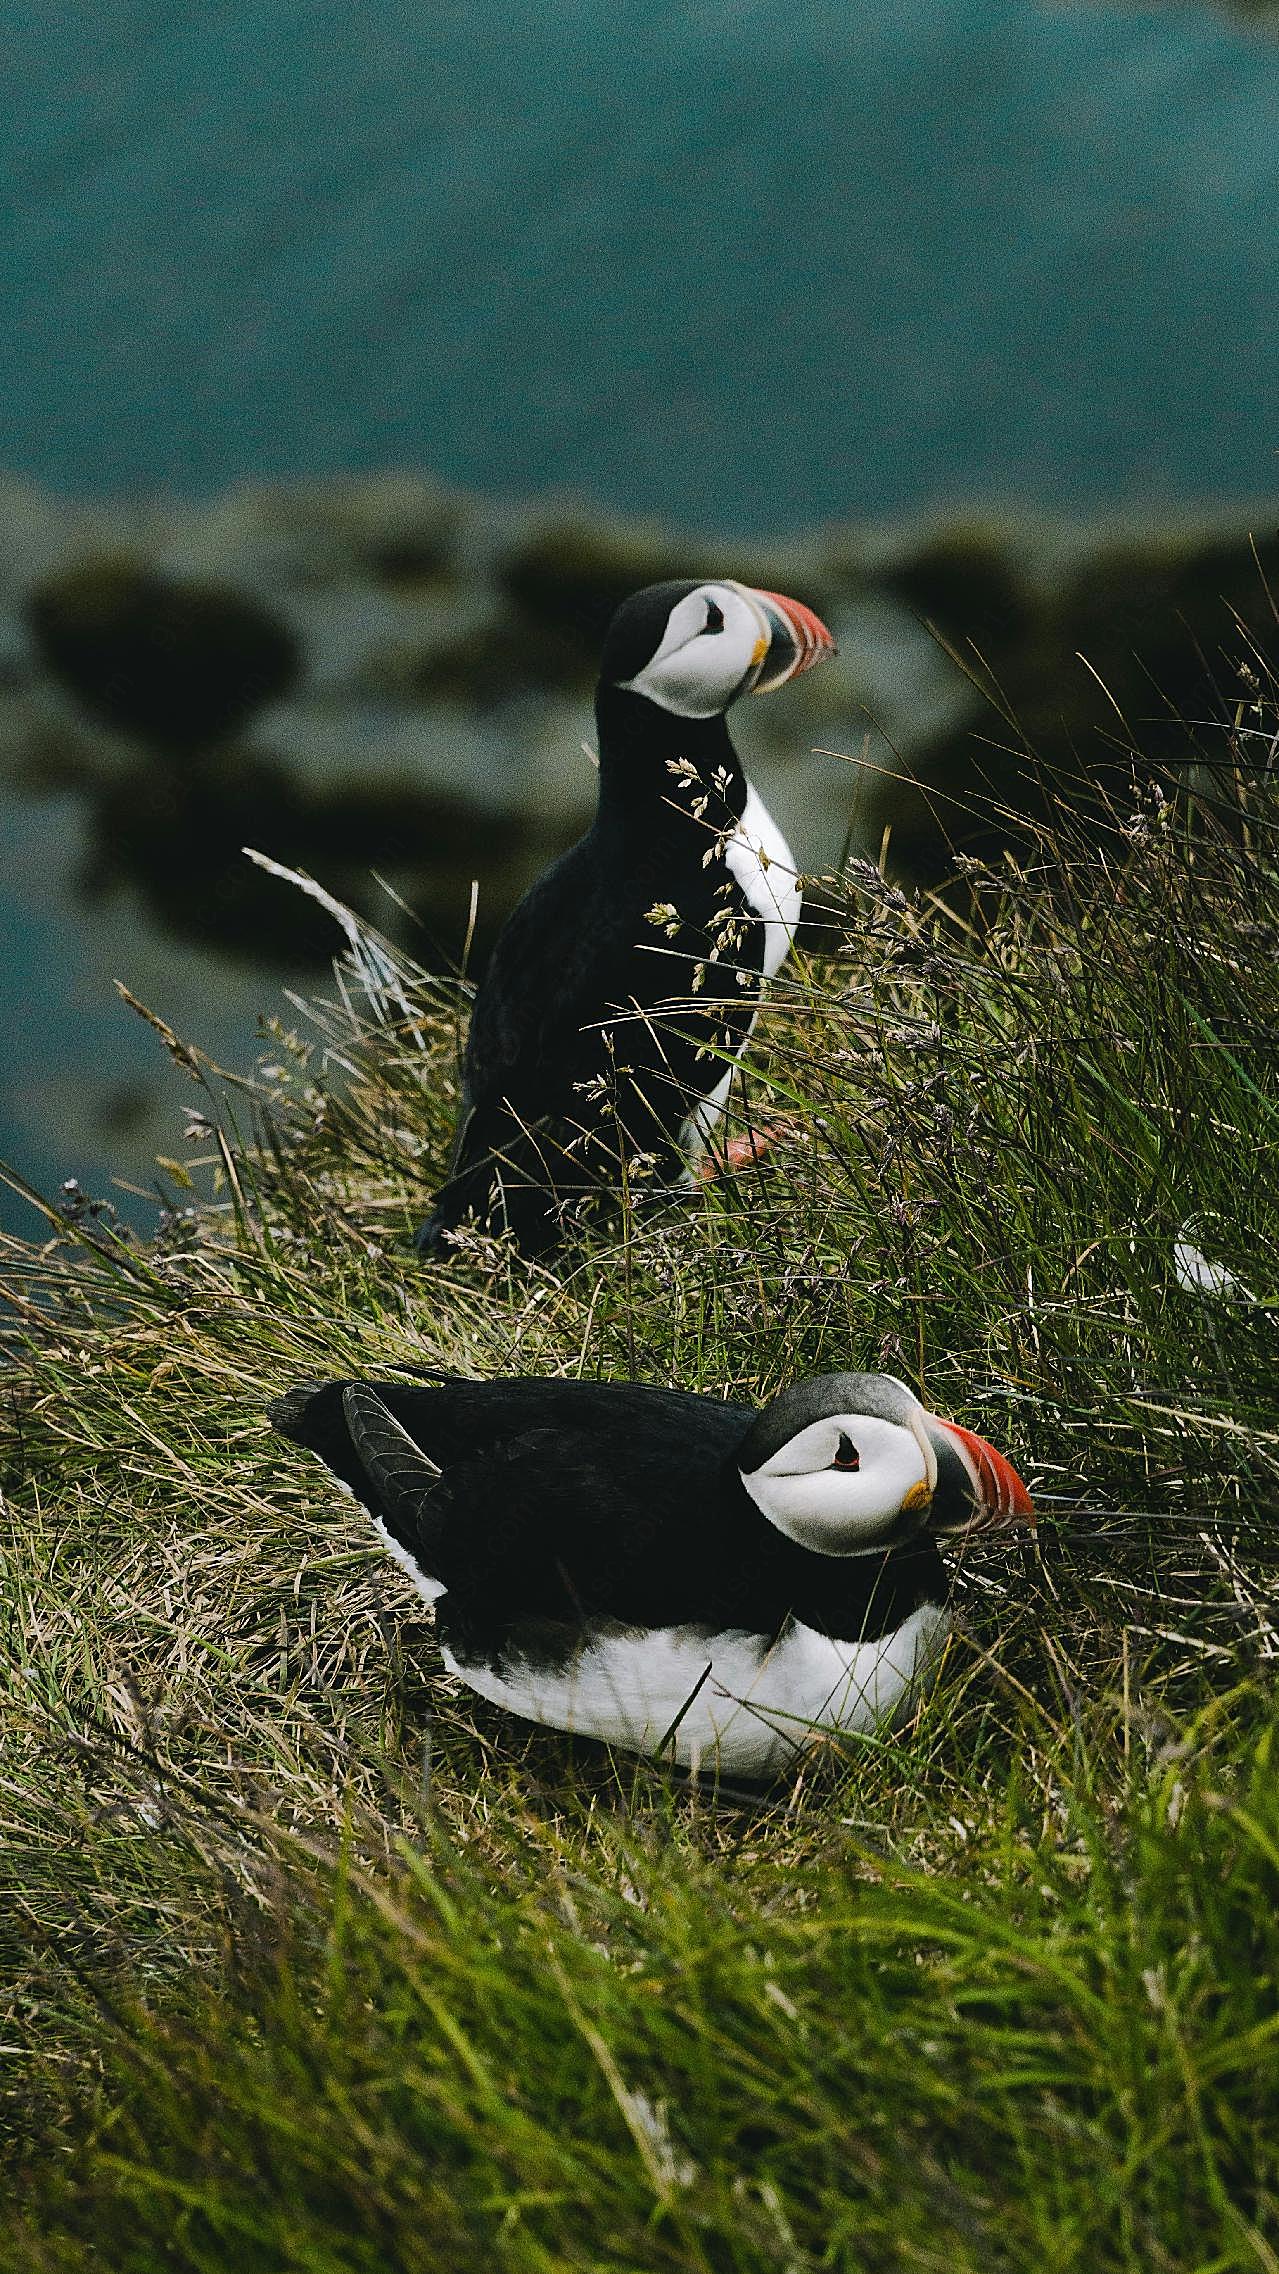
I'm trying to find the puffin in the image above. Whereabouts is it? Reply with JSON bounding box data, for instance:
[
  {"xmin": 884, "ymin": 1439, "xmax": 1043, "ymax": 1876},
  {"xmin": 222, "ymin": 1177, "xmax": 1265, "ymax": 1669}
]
[
  {"xmin": 416, "ymin": 577, "xmax": 835, "ymax": 1257},
  {"xmin": 270, "ymin": 1370, "xmax": 1034, "ymax": 1780}
]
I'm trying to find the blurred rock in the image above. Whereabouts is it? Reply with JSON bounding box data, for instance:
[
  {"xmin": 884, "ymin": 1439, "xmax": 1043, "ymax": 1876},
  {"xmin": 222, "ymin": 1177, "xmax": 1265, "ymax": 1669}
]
[
  {"xmin": 25, "ymin": 557, "xmax": 301, "ymax": 752},
  {"xmin": 79, "ymin": 747, "xmax": 527, "ymax": 964},
  {"xmin": 497, "ymin": 517, "xmax": 696, "ymax": 657},
  {"xmin": 874, "ymin": 522, "xmax": 1034, "ymax": 649},
  {"xmin": 878, "ymin": 516, "xmax": 1279, "ymax": 872},
  {"xmin": 157, "ymin": 475, "xmax": 463, "ymax": 595}
]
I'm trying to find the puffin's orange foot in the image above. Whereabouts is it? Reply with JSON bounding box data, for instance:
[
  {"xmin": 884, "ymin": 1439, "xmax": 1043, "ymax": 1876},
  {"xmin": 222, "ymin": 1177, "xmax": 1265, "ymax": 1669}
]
[{"xmin": 698, "ymin": 1123, "xmax": 786, "ymax": 1180}]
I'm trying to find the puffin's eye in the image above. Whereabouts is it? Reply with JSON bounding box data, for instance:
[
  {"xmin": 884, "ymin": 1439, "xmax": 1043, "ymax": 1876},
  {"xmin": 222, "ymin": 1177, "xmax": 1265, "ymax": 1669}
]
[
  {"xmin": 702, "ymin": 599, "xmax": 725, "ymax": 635},
  {"xmin": 831, "ymin": 1432, "xmax": 860, "ymax": 1472}
]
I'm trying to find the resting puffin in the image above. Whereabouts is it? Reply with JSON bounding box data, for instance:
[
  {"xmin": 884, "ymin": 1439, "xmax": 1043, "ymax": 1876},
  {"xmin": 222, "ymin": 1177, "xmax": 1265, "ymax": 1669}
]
[
  {"xmin": 270, "ymin": 1371, "xmax": 1033, "ymax": 1780},
  {"xmin": 416, "ymin": 577, "xmax": 835, "ymax": 1256}
]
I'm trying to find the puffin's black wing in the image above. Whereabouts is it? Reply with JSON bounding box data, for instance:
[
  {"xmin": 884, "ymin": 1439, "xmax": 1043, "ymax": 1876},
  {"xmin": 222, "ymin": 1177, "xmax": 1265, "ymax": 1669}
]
[
  {"xmin": 462, "ymin": 838, "xmax": 769, "ymax": 1139},
  {"xmin": 455, "ymin": 845, "xmax": 598, "ymax": 1140},
  {"xmin": 422, "ymin": 838, "xmax": 769, "ymax": 1250},
  {"xmin": 433, "ymin": 854, "xmax": 619, "ymax": 1221},
  {"xmin": 270, "ymin": 1375, "xmax": 758, "ymax": 1621},
  {"xmin": 453, "ymin": 844, "xmax": 685, "ymax": 1159}
]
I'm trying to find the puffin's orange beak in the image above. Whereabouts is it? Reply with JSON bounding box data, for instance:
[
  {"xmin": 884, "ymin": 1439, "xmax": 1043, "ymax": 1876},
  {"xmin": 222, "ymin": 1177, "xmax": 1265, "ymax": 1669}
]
[
  {"xmin": 736, "ymin": 584, "xmax": 837, "ymax": 694},
  {"xmin": 934, "ymin": 1418, "xmax": 1036, "ymax": 1528}
]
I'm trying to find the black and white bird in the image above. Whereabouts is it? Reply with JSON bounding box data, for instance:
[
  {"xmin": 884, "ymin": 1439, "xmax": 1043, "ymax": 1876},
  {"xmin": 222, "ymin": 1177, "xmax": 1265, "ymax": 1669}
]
[
  {"xmin": 270, "ymin": 1371, "xmax": 1034, "ymax": 1780},
  {"xmin": 416, "ymin": 577, "xmax": 836, "ymax": 1256}
]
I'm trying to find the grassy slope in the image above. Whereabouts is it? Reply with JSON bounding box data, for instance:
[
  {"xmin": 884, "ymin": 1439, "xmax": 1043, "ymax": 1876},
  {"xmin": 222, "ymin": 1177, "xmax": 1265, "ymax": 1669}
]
[{"xmin": 1, "ymin": 702, "xmax": 1277, "ymax": 2270}]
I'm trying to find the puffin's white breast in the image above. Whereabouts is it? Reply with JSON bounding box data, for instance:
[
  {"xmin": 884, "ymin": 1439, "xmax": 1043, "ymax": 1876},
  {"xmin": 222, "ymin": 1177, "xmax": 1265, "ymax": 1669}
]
[
  {"xmin": 677, "ymin": 783, "xmax": 802, "ymax": 1159},
  {"xmin": 726, "ymin": 783, "xmax": 802, "ymax": 981},
  {"xmin": 441, "ymin": 1603, "xmax": 950, "ymax": 1781}
]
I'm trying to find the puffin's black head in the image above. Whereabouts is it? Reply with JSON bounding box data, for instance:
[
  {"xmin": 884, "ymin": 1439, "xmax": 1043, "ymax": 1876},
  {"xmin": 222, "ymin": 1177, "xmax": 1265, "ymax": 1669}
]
[
  {"xmin": 735, "ymin": 1372, "xmax": 1035, "ymax": 1556},
  {"xmin": 599, "ymin": 578, "xmax": 836, "ymax": 720}
]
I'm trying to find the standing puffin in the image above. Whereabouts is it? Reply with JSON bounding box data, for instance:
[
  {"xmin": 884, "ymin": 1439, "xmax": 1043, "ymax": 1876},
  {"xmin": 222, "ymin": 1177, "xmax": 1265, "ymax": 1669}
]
[
  {"xmin": 270, "ymin": 1371, "xmax": 1033, "ymax": 1780},
  {"xmin": 416, "ymin": 578, "xmax": 835, "ymax": 1256}
]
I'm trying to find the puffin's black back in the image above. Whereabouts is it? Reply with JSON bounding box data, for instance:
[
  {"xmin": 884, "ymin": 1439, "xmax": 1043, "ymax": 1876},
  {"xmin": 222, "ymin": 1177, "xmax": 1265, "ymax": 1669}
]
[
  {"xmin": 270, "ymin": 1375, "xmax": 948, "ymax": 1652},
  {"xmin": 270, "ymin": 1373, "xmax": 748, "ymax": 1488}
]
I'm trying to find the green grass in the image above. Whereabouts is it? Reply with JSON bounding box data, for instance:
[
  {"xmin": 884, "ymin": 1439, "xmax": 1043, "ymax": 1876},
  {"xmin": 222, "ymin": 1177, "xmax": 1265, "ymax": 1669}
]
[{"xmin": 1, "ymin": 685, "xmax": 1277, "ymax": 2269}]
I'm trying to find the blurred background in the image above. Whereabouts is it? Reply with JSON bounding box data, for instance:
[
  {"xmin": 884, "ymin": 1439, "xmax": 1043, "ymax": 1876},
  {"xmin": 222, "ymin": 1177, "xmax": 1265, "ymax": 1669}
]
[{"xmin": 2, "ymin": 0, "xmax": 1277, "ymax": 1227}]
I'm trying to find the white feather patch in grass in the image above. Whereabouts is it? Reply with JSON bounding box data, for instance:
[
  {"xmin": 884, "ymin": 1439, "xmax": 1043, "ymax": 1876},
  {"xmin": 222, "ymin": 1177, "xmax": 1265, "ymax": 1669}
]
[{"xmin": 1173, "ymin": 1223, "xmax": 1254, "ymax": 1303}]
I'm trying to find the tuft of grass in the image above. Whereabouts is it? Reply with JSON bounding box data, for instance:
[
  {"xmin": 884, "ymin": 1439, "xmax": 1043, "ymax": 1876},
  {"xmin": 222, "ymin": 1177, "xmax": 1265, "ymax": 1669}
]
[
  {"xmin": 1, "ymin": 664, "xmax": 1277, "ymax": 2267},
  {"xmin": 4, "ymin": 1688, "xmax": 1279, "ymax": 2273}
]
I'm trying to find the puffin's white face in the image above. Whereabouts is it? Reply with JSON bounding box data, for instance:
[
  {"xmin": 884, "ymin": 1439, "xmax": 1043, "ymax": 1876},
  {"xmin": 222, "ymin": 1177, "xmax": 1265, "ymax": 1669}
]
[
  {"xmin": 740, "ymin": 1407, "xmax": 938, "ymax": 1555},
  {"xmin": 615, "ymin": 580, "xmax": 835, "ymax": 720},
  {"xmin": 617, "ymin": 583, "xmax": 766, "ymax": 719}
]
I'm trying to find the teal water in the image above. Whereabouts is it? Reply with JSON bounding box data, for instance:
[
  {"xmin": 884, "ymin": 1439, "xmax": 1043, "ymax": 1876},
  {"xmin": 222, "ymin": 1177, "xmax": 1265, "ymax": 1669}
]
[{"xmin": 5, "ymin": 0, "xmax": 1279, "ymax": 526}]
